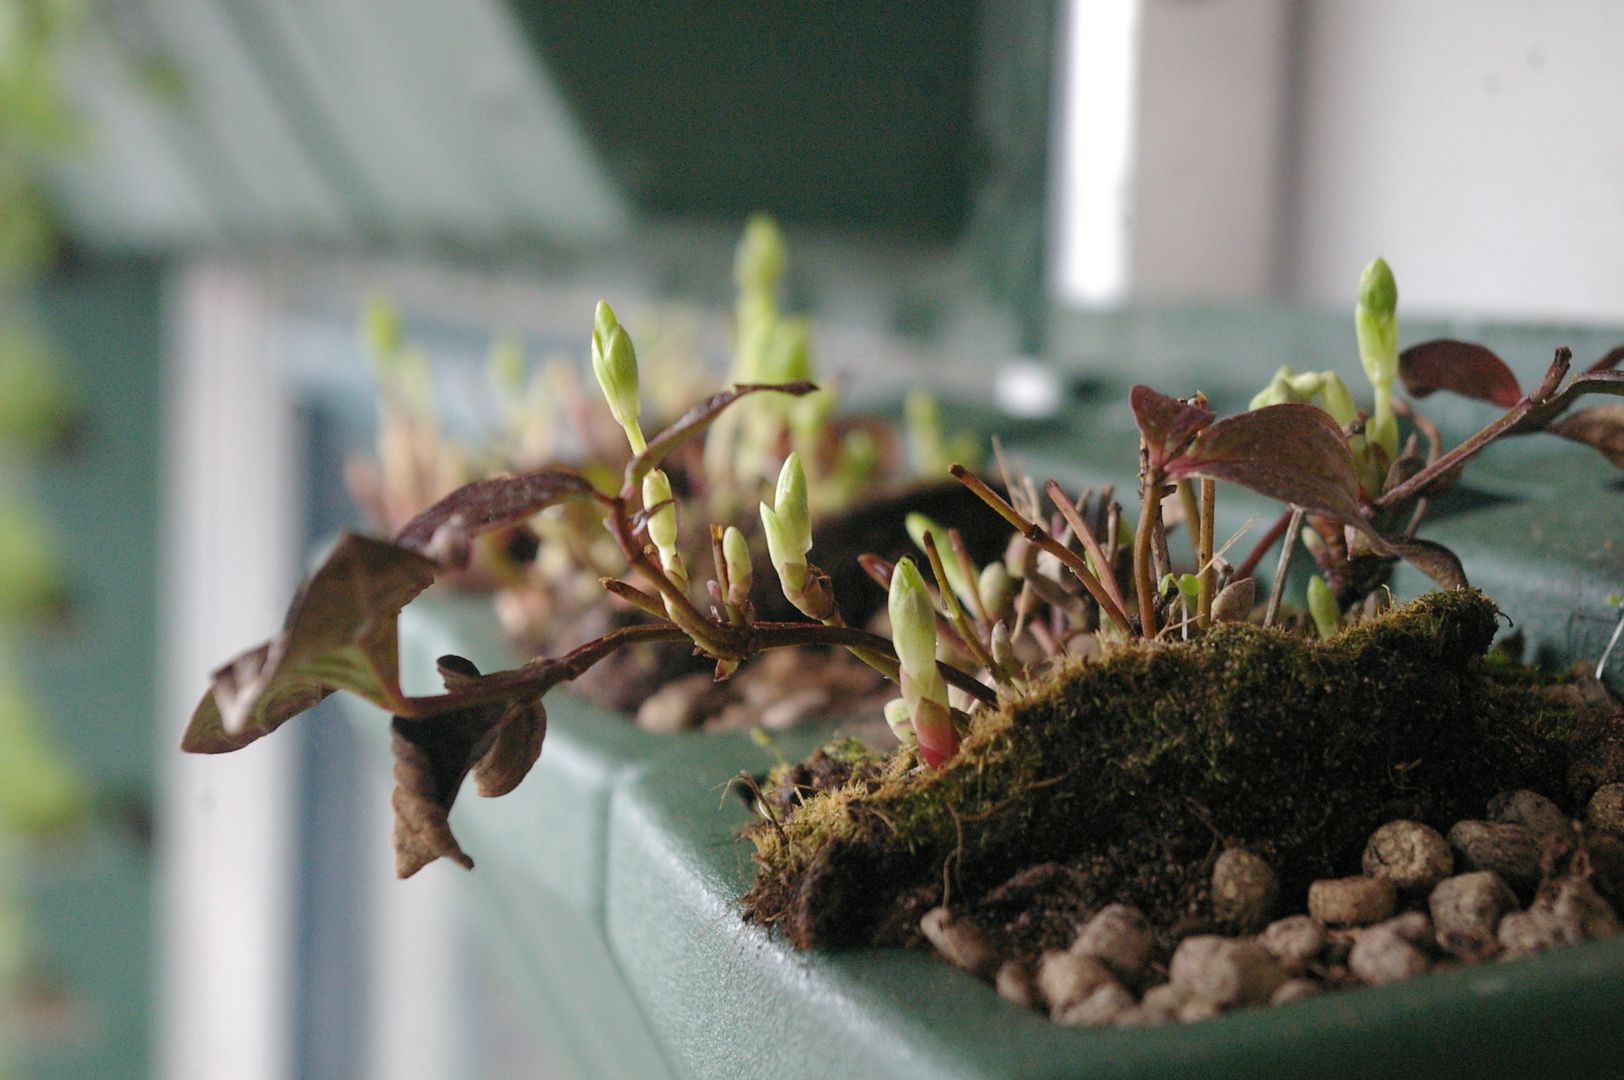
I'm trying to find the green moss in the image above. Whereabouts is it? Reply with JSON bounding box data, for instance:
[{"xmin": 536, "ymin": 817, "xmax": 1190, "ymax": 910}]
[{"xmin": 744, "ymin": 590, "xmax": 1595, "ymax": 948}]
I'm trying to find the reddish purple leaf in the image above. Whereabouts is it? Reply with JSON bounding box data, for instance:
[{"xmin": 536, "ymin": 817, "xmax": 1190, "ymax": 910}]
[
  {"xmin": 1129, "ymin": 385, "xmax": 1215, "ymax": 469},
  {"xmin": 1550, "ymin": 403, "xmax": 1624, "ymax": 468},
  {"xmin": 1166, "ymin": 403, "xmax": 1368, "ymax": 529},
  {"xmin": 1399, "ymin": 339, "xmax": 1524, "ymax": 407},
  {"xmin": 181, "ymin": 534, "xmax": 436, "ymax": 753},
  {"xmin": 394, "ymin": 468, "xmax": 599, "ymax": 560},
  {"xmin": 625, "ymin": 380, "xmax": 818, "ymax": 491},
  {"xmin": 1587, "ymin": 345, "xmax": 1624, "ymax": 375}
]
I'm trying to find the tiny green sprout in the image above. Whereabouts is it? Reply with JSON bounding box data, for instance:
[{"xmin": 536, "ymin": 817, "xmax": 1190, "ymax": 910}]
[
  {"xmin": 1355, "ymin": 257, "xmax": 1400, "ymax": 459},
  {"xmin": 760, "ymin": 452, "xmax": 813, "ymax": 595},
  {"xmin": 884, "ymin": 698, "xmax": 917, "ymax": 747},
  {"xmin": 722, "ymin": 525, "xmax": 753, "ymax": 608},
  {"xmin": 1307, "ymin": 574, "xmax": 1339, "ymax": 640},
  {"xmin": 590, "ymin": 300, "xmax": 646, "ymax": 454},
  {"xmin": 889, "ymin": 557, "xmax": 957, "ymax": 767},
  {"xmin": 906, "ymin": 512, "xmax": 978, "ymax": 611}
]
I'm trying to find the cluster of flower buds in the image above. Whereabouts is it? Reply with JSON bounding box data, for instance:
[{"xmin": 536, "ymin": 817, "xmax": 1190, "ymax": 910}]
[{"xmin": 759, "ymin": 453, "xmax": 836, "ymax": 620}]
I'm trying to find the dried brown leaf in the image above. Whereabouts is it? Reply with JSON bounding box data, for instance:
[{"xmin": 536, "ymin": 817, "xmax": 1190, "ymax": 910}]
[
  {"xmin": 473, "ymin": 700, "xmax": 548, "ymax": 798},
  {"xmin": 1399, "ymin": 339, "xmax": 1524, "ymax": 407},
  {"xmin": 181, "ymin": 534, "xmax": 436, "ymax": 753}
]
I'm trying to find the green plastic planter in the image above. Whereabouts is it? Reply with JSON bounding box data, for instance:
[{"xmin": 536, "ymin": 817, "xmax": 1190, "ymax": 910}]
[{"xmin": 355, "ymin": 331, "xmax": 1623, "ymax": 1078}]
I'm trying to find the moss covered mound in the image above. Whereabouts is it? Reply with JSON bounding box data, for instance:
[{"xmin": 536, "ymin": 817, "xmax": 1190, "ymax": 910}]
[{"xmin": 744, "ymin": 590, "xmax": 1596, "ymax": 949}]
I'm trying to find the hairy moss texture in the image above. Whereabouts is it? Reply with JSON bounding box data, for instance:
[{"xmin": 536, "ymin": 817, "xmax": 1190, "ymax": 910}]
[{"xmin": 745, "ymin": 591, "xmax": 1601, "ymax": 949}]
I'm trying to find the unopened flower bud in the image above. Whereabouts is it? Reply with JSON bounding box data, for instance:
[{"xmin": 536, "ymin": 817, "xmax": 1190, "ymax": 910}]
[
  {"xmin": 722, "ymin": 525, "xmax": 753, "ymax": 607},
  {"xmin": 761, "ymin": 452, "xmax": 812, "ymax": 595},
  {"xmin": 734, "ymin": 214, "xmax": 786, "ymax": 296},
  {"xmin": 642, "ymin": 469, "xmax": 678, "ymax": 556},
  {"xmin": 978, "ymin": 562, "xmax": 1014, "ymax": 620},
  {"xmin": 884, "ymin": 698, "xmax": 917, "ymax": 747},
  {"xmin": 591, "ymin": 301, "xmax": 645, "ymax": 453},
  {"xmin": 888, "ymin": 557, "xmax": 939, "ymax": 682}
]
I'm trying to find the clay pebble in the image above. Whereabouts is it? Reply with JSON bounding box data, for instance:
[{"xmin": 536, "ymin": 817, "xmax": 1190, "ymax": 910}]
[
  {"xmin": 1429, "ymin": 871, "xmax": 1518, "ymax": 959},
  {"xmin": 1362, "ymin": 820, "xmax": 1453, "ymax": 892},
  {"xmin": 1308, "ymin": 875, "xmax": 1397, "ymax": 926}
]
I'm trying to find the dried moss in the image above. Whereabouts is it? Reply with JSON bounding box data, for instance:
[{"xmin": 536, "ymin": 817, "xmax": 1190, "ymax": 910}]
[{"xmin": 744, "ymin": 590, "xmax": 1598, "ymax": 949}]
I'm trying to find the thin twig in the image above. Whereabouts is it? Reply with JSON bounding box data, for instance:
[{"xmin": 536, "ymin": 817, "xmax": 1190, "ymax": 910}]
[
  {"xmin": 1197, "ymin": 478, "xmax": 1216, "ymax": 629},
  {"xmin": 1044, "ymin": 479, "xmax": 1131, "ymax": 631},
  {"xmin": 1263, "ymin": 508, "xmax": 1304, "ymax": 629},
  {"xmin": 922, "ymin": 531, "xmax": 997, "ymax": 673}
]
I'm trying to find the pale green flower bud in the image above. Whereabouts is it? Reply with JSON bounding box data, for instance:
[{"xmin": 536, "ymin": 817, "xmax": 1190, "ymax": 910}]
[
  {"xmin": 1317, "ymin": 371, "xmax": 1358, "ymax": 427},
  {"xmin": 722, "ymin": 525, "xmax": 753, "ymax": 607},
  {"xmin": 642, "ymin": 469, "xmax": 678, "ymax": 556},
  {"xmin": 1287, "ymin": 371, "xmax": 1326, "ymax": 399},
  {"xmin": 978, "ymin": 562, "xmax": 1014, "ymax": 620},
  {"xmin": 883, "ymin": 698, "xmax": 917, "ymax": 747},
  {"xmin": 361, "ymin": 293, "xmax": 402, "ymax": 367},
  {"xmin": 761, "ymin": 452, "xmax": 812, "ymax": 595},
  {"xmin": 591, "ymin": 301, "xmax": 645, "ymax": 453},
  {"xmin": 734, "ymin": 214, "xmax": 786, "ymax": 295},
  {"xmin": 990, "ymin": 620, "xmax": 1016, "ymax": 672},
  {"xmin": 888, "ymin": 557, "xmax": 940, "ymax": 686},
  {"xmin": 1249, "ymin": 367, "xmax": 1303, "ymax": 410},
  {"xmin": 1355, "ymin": 257, "xmax": 1400, "ymax": 391},
  {"xmin": 1307, "ymin": 574, "xmax": 1339, "ymax": 640},
  {"xmin": 764, "ymin": 317, "xmax": 812, "ymax": 382}
]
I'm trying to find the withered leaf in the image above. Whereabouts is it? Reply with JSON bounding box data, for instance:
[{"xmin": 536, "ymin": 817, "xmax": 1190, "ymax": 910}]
[
  {"xmin": 1399, "ymin": 339, "xmax": 1524, "ymax": 407},
  {"xmin": 625, "ymin": 381, "xmax": 817, "ymax": 490},
  {"xmin": 181, "ymin": 534, "xmax": 436, "ymax": 754},
  {"xmin": 1166, "ymin": 403, "xmax": 1367, "ymax": 528},
  {"xmin": 1550, "ymin": 403, "xmax": 1624, "ymax": 467},
  {"xmin": 389, "ymin": 655, "xmax": 545, "ymax": 877},
  {"xmin": 394, "ymin": 468, "xmax": 599, "ymax": 564},
  {"xmin": 1384, "ymin": 537, "xmax": 1468, "ymax": 590},
  {"xmin": 1130, "ymin": 385, "xmax": 1215, "ymax": 469},
  {"xmin": 1211, "ymin": 576, "xmax": 1256, "ymax": 623}
]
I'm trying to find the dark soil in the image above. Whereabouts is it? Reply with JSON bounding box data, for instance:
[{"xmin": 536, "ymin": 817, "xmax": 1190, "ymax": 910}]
[{"xmin": 742, "ymin": 590, "xmax": 1624, "ymax": 952}]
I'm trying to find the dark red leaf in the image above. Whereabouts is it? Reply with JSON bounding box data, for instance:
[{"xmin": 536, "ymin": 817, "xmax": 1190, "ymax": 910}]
[
  {"xmin": 181, "ymin": 534, "xmax": 436, "ymax": 753},
  {"xmin": 1166, "ymin": 403, "xmax": 1367, "ymax": 529},
  {"xmin": 1130, "ymin": 385, "xmax": 1215, "ymax": 469},
  {"xmin": 1587, "ymin": 345, "xmax": 1624, "ymax": 375},
  {"xmin": 1550, "ymin": 403, "xmax": 1624, "ymax": 468},
  {"xmin": 624, "ymin": 380, "xmax": 817, "ymax": 491},
  {"xmin": 394, "ymin": 468, "xmax": 599, "ymax": 562},
  {"xmin": 1399, "ymin": 339, "xmax": 1524, "ymax": 407}
]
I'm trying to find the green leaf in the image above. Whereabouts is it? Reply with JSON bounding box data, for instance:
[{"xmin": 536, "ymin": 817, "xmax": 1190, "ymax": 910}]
[
  {"xmin": 1399, "ymin": 339, "xmax": 1524, "ymax": 407},
  {"xmin": 1129, "ymin": 385, "xmax": 1214, "ymax": 469},
  {"xmin": 180, "ymin": 534, "xmax": 437, "ymax": 754}
]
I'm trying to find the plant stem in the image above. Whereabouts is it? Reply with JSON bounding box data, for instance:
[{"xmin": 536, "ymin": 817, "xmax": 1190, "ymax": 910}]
[
  {"xmin": 1197, "ymin": 478, "xmax": 1215, "ymax": 629},
  {"xmin": 1235, "ymin": 508, "xmax": 1292, "ymax": 581},
  {"xmin": 1133, "ymin": 447, "xmax": 1161, "ymax": 637},
  {"xmin": 1044, "ymin": 480, "xmax": 1131, "ymax": 633},
  {"xmin": 951, "ymin": 465, "xmax": 1136, "ymax": 635},
  {"xmin": 1374, "ymin": 349, "xmax": 1571, "ymax": 510},
  {"xmin": 922, "ymin": 530, "xmax": 996, "ymax": 673},
  {"xmin": 1177, "ymin": 479, "xmax": 1202, "ymax": 566},
  {"xmin": 1263, "ymin": 508, "xmax": 1304, "ymax": 629}
]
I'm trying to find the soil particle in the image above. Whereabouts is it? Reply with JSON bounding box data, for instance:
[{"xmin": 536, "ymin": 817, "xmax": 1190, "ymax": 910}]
[
  {"xmin": 975, "ymin": 863, "xmax": 1094, "ymax": 957},
  {"xmin": 1362, "ymin": 820, "xmax": 1453, "ymax": 892},
  {"xmin": 919, "ymin": 907, "xmax": 999, "ymax": 980},
  {"xmin": 1269, "ymin": 978, "xmax": 1322, "ymax": 1006},
  {"xmin": 1496, "ymin": 909, "xmax": 1565, "ymax": 955},
  {"xmin": 1308, "ymin": 876, "xmax": 1398, "ymax": 926},
  {"xmin": 1036, "ymin": 951, "xmax": 1115, "ymax": 1018},
  {"xmin": 1055, "ymin": 981, "xmax": 1137, "ymax": 1028},
  {"xmin": 1447, "ymin": 820, "xmax": 1543, "ymax": 892},
  {"xmin": 1257, "ymin": 915, "xmax": 1328, "ymax": 973},
  {"xmin": 1211, "ymin": 848, "xmax": 1279, "ymax": 930},
  {"xmin": 994, "ymin": 960, "xmax": 1036, "ymax": 1009},
  {"xmin": 1168, "ymin": 936, "xmax": 1286, "ymax": 1008},
  {"xmin": 1349, "ymin": 915, "xmax": 1432, "ymax": 986},
  {"xmin": 1586, "ymin": 783, "xmax": 1624, "ymax": 835},
  {"xmin": 1540, "ymin": 878, "xmax": 1621, "ymax": 943},
  {"xmin": 1071, "ymin": 903, "xmax": 1153, "ymax": 982},
  {"xmin": 1429, "ymin": 871, "xmax": 1518, "ymax": 959},
  {"xmin": 1488, "ymin": 789, "xmax": 1569, "ymax": 836}
]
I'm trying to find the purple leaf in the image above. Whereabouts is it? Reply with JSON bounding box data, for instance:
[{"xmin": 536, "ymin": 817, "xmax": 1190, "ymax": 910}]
[
  {"xmin": 1130, "ymin": 385, "xmax": 1215, "ymax": 469},
  {"xmin": 1166, "ymin": 403, "xmax": 1367, "ymax": 528},
  {"xmin": 1399, "ymin": 339, "xmax": 1524, "ymax": 407},
  {"xmin": 1550, "ymin": 403, "xmax": 1624, "ymax": 468},
  {"xmin": 625, "ymin": 380, "xmax": 818, "ymax": 490},
  {"xmin": 1586, "ymin": 345, "xmax": 1624, "ymax": 375},
  {"xmin": 181, "ymin": 534, "xmax": 437, "ymax": 753},
  {"xmin": 394, "ymin": 468, "xmax": 599, "ymax": 561}
]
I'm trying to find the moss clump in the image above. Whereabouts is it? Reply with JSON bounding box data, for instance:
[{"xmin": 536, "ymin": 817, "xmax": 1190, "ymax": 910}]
[{"xmin": 744, "ymin": 590, "xmax": 1599, "ymax": 949}]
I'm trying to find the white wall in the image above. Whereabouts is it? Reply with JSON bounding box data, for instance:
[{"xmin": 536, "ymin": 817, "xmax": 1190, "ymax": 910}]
[
  {"xmin": 1055, "ymin": 0, "xmax": 1624, "ymax": 324},
  {"xmin": 1290, "ymin": 0, "xmax": 1624, "ymax": 322}
]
